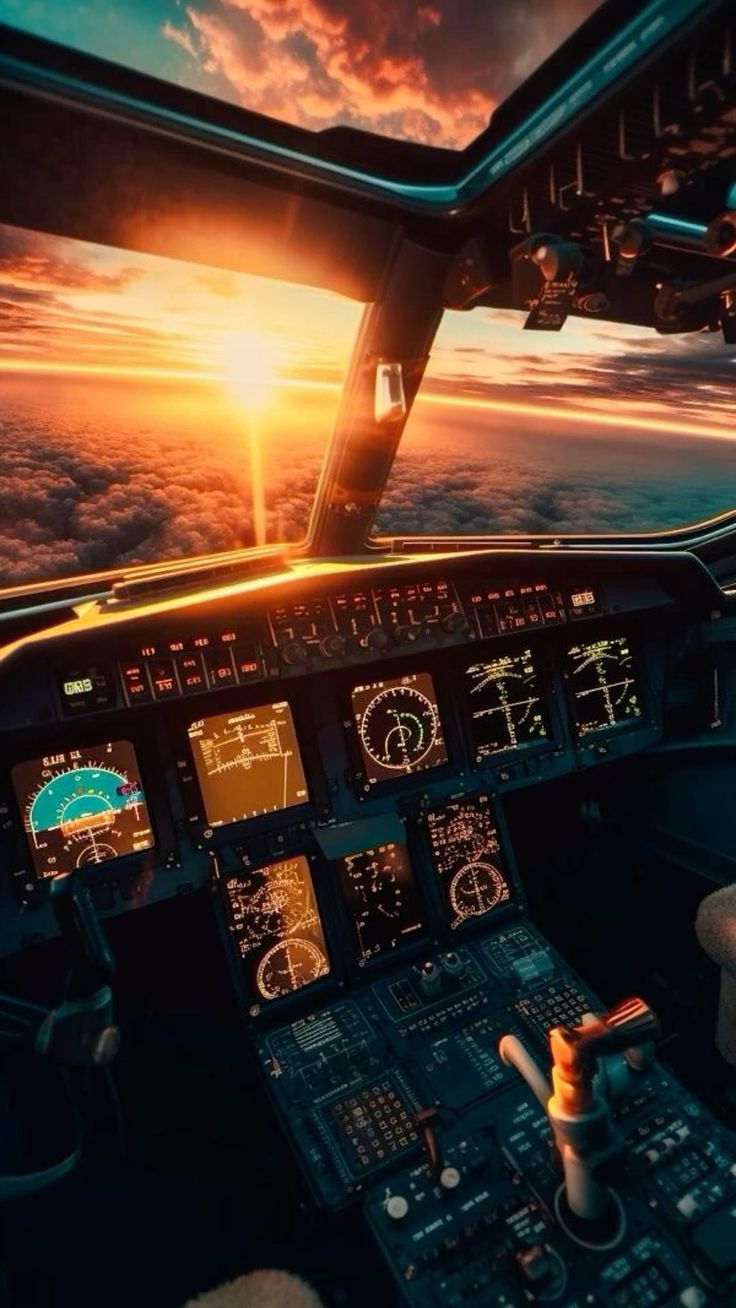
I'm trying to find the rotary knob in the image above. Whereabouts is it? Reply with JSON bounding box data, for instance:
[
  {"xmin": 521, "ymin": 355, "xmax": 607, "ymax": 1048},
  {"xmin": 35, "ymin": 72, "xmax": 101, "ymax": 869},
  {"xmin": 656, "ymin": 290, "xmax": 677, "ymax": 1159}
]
[
  {"xmin": 417, "ymin": 959, "xmax": 443, "ymax": 999},
  {"xmin": 319, "ymin": 633, "xmax": 347, "ymax": 659},
  {"xmin": 363, "ymin": 627, "xmax": 390, "ymax": 653},
  {"xmin": 386, "ymin": 1194, "xmax": 409, "ymax": 1221},
  {"xmin": 281, "ymin": 640, "xmax": 309, "ymax": 666},
  {"xmin": 442, "ymin": 610, "xmax": 471, "ymax": 636},
  {"xmin": 393, "ymin": 622, "xmax": 426, "ymax": 645}
]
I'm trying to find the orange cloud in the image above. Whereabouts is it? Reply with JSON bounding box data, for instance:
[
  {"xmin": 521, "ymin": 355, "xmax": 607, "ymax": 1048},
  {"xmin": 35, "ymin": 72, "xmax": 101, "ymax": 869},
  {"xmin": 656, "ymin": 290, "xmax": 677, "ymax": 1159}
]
[{"xmin": 159, "ymin": 1, "xmax": 603, "ymax": 148}]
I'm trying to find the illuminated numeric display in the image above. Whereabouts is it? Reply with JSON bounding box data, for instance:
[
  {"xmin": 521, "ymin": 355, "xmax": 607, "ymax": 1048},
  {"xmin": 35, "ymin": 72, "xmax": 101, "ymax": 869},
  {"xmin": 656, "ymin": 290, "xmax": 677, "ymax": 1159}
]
[
  {"xmin": 188, "ymin": 701, "xmax": 308, "ymax": 826},
  {"xmin": 351, "ymin": 673, "xmax": 447, "ymax": 784},
  {"xmin": 565, "ymin": 636, "xmax": 642, "ymax": 736},
  {"xmin": 465, "ymin": 650, "xmax": 548, "ymax": 759},
  {"xmin": 12, "ymin": 741, "xmax": 154, "ymax": 879},
  {"xmin": 426, "ymin": 795, "xmax": 511, "ymax": 928},
  {"xmin": 337, "ymin": 843, "xmax": 424, "ymax": 963},
  {"xmin": 224, "ymin": 855, "xmax": 329, "ymax": 1002}
]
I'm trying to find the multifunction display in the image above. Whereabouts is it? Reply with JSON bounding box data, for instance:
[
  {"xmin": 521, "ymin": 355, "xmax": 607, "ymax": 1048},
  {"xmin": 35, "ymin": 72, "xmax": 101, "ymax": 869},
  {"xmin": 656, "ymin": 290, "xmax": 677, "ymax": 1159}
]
[
  {"xmin": 336, "ymin": 843, "xmax": 424, "ymax": 963},
  {"xmin": 223, "ymin": 855, "xmax": 329, "ymax": 1002},
  {"xmin": 565, "ymin": 636, "xmax": 642, "ymax": 735},
  {"xmin": 464, "ymin": 650, "xmax": 548, "ymax": 759},
  {"xmin": 12, "ymin": 741, "xmax": 154, "ymax": 879},
  {"xmin": 351, "ymin": 673, "xmax": 447, "ymax": 784},
  {"xmin": 425, "ymin": 794, "xmax": 511, "ymax": 928},
  {"xmin": 188, "ymin": 701, "xmax": 308, "ymax": 826}
]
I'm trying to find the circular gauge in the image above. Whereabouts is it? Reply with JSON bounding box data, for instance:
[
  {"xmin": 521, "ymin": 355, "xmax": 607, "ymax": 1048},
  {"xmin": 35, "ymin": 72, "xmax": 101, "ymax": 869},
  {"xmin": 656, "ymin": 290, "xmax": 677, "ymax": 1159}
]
[
  {"xmin": 449, "ymin": 860, "xmax": 507, "ymax": 921},
  {"xmin": 359, "ymin": 685, "xmax": 439, "ymax": 771},
  {"xmin": 256, "ymin": 938, "xmax": 328, "ymax": 1000}
]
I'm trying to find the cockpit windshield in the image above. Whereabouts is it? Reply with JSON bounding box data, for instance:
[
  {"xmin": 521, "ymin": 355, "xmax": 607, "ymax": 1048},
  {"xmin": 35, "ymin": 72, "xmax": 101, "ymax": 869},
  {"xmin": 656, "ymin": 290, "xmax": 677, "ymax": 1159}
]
[
  {"xmin": 375, "ymin": 308, "xmax": 736, "ymax": 540},
  {"xmin": 0, "ymin": 223, "xmax": 362, "ymax": 586},
  {"xmin": 0, "ymin": 0, "xmax": 605, "ymax": 149}
]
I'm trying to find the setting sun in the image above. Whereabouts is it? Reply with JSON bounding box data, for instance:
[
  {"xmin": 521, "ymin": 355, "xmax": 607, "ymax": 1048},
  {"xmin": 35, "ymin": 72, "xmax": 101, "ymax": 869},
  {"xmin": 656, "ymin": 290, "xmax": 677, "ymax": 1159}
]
[{"xmin": 220, "ymin": 330, "xmax": 284, "ymax": 412}]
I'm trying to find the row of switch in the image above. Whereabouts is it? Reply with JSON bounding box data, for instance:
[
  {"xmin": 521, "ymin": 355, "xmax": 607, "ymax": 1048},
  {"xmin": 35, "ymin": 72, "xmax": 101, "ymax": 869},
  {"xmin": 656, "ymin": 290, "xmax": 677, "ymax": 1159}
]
[{"xmin": 119, "ymin": 644, "xmax": 263, "ymax": 704}]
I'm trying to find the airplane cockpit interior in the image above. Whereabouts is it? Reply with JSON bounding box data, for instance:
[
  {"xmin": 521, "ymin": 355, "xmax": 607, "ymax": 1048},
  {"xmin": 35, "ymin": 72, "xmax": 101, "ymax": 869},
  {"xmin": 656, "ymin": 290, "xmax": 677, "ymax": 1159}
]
[{"xmin": 3, "ymin": 1, "xmax": 736, "ymax": 1303}]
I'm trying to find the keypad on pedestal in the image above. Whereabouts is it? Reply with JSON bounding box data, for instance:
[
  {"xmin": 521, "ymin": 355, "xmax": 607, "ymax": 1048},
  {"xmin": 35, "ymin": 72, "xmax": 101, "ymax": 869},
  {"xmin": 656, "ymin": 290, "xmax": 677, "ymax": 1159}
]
[{"xmin": 329, "ymin": 1078, "xmax": 418, "ymax": 1176}]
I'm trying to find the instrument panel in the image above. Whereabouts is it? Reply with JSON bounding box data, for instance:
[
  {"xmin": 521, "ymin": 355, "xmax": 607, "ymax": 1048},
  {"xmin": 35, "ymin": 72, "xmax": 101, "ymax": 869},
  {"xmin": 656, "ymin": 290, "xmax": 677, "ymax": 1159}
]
[{"xmin": 0, "ymin": 549, "xmax": 701, "ymax": 957}]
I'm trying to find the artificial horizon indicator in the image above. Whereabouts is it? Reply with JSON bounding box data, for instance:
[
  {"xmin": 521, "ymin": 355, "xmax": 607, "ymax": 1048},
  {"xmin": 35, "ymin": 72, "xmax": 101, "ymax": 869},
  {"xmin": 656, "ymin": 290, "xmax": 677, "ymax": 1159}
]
[
  {"xmin": 187, "ymin": 701, "xmax": 308, "ymax": 826},
  {"xmin": 12, "ymin": 741, "xmax": 154, "ymax": 878},
  {"xmin": 336, "ymin": 842, "xmax": 424, "ymax": 963},
  {"xmin": 426, "ymin": 794, "xmax": 511, "ymax": 928},
  {"xmin": 223, "ymin": 854, "xmax": 329, "ymax": 1002},
  {"xmin": 465, "ymin": 650, "xmax": 548, "ymax": 758},
  {"xmin": 565, "ymin": 635, "xmax": 642, "ymax": 736},
  {"xmin": 351, "ymin": 673, "xmax": 447, "ymax": 784}
]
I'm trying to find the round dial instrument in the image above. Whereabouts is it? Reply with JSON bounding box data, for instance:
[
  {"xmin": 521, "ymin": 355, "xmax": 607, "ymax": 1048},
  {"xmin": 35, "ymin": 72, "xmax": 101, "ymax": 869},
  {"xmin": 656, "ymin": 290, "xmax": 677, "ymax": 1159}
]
[
  {"xmin": 358, "ymin": 684, "xmax": 440, "ymax": 771},
  {"xmin": 255, "ymin": 938, "xmax": 329, "ymax": 1000},
  {"xmin": 449, "ymin": 860, "xmax": 507, "ymax": 921}
]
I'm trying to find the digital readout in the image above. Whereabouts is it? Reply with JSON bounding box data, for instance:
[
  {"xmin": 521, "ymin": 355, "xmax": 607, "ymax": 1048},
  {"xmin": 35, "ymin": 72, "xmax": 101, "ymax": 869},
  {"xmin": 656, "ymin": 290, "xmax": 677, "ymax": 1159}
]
[
  {"xmin": 426, "ymin": 794, "xmax": 511, "ymax": 928},
  {"xmin": 188, "ymin": 701, "xmax": 308, "ymax": 826},
  {"xmin": 12, "ymin": 741, "xmax": 154, "ymax": 879},
  {"xmin": 565, "ymin": 635, "xmax": 642, "ymax": 736},
  {"xmin": 351, "ymin": 673, "xmax": 447, "ymax": 785},
  {"xmin": 336, "ymin": 842, "xmax": 424, "ymax": 963},
  {"xmin": 223, "ymin": 855, "xmax": 329, "ymax": 1002},
  {"xmin": 465, "ymin": 649, "xmax": 548, "ymax": 758}
]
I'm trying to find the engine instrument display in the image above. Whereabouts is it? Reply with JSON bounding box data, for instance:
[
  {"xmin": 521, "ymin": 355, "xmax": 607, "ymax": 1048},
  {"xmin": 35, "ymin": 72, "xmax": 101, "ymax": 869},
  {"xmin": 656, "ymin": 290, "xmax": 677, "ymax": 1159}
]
[
  {"xmin": 425, "ymin": 794, "xmax": 511, "ymax": 928},
  {"xmin": 350, "ymin": 673, "xmax": 447, "ymax": 784},
  {"xmin": 336, "ymin": 843, "xmax": 424, "ymax": 963},
  {"xmin": 188, "ymin": 701, "xmax": 308, "ymax": 827},
  {"xmin": 464, "ymin": 650, "xmax": 548, "ymax": 759},
  {"xmin": 565, "ymin": 635, "xmax": 642, "ymax": 735},
  {"xmin": 12, "ymin": 741, "xmax": 154, "ymax": 879},
  {"xmin": 223, "ymin": 855, "xmax": 329, "ymax": 1002}
]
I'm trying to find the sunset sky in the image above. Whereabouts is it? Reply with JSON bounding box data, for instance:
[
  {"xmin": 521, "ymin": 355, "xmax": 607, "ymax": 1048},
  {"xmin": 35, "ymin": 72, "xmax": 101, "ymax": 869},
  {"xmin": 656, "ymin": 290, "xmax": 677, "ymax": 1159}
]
[{"xmin": 0, "ymin": 0, "xmax": 735, "ymax": 584}]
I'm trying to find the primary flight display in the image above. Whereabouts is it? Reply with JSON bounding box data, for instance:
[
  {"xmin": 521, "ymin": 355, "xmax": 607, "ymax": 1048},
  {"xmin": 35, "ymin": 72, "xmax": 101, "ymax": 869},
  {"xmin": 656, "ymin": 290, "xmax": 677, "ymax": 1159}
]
[{"xmin": 12, "ymin": 740, "xmax": 154, "ymax": 878}]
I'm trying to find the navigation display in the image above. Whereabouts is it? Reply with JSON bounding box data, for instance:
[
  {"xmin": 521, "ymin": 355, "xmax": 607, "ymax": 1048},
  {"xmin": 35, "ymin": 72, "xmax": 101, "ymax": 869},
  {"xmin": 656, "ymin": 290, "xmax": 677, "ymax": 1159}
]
[
  {"xmin": 187, "ymin": 701, "xmax": 308, "ymax": 826},
  {"xmin": 336, "ymin": 843, "xmax": 424, "ymax": 963},
  {"xmin": 223, "ymin": 855, "xmax": 329, "ymax": 1002},
  {"xmin": 565, "ymin": 635, "xmax": 642, "ymax": 736},
  {"xmin": 426, "ymin": 795, "xmax": 511, "ymax": 928},
  {"xmin": 464, "ymin": 650, "xmax": 548, "ymax": 759},
  {"xmin": 12, "ymin": 741, "xmax": 154, "ymax": 879},
  {"xmin": 350, "ymin": 673, "xmax": 447, "ymax": 785}
]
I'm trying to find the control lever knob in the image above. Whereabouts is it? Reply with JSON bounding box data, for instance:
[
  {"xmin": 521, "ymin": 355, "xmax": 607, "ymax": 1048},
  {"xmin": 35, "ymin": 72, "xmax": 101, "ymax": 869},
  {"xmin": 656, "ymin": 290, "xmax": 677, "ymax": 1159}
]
[
  {"xmin": 440, "ymin": 951, "xmax": 465, "ymax": 981},
  {"xmin": 515, "ymin": 1244, "xmax": 557, "ymax": 1290},
  {"xmin": 417, "ymin": 960, "xmax": 443, "ymax": 999}
]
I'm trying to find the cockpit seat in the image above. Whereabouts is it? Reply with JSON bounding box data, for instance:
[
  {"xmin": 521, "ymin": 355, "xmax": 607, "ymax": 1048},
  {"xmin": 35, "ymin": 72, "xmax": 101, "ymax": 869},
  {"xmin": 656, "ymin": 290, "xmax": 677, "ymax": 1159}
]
[
  {"xmin": 695, "ymin": 884, "xmax": 736, "ymax": 1065},
  {"xmin": 185, "ymin": 1270, "xmax": 324, "ymax": 1308}
]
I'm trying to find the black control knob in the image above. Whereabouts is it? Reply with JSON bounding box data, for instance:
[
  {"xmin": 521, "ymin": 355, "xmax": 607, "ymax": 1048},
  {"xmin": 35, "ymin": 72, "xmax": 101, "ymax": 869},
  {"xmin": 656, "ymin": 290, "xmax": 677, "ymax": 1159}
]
[
  {"xmin": 281, "ymin": 640, "xmax": 309, "ymax": 666},
  {"xmin": 393, "ymin": 622, "xmax": 426, "ymax": 645},
  {"xmin": 363, "ymin": 627, "xmax": 391, "ymax": 653},
  {"xmin": 440, "ymin": 951, "xmax": 465, "ymax": 982},
  {"xmin": 319, "ymin": 633, "xmax": 347, "ymax": 659},
  {"xmin": 417, "ymin": 959, "xmax": 443, "ymax": 999},
  {"xmin": 442, "ymin": 610, "xmax": 471, "ymax": 636}
]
